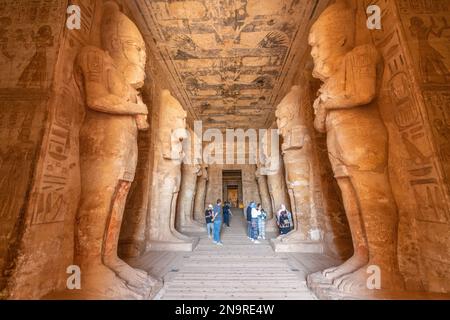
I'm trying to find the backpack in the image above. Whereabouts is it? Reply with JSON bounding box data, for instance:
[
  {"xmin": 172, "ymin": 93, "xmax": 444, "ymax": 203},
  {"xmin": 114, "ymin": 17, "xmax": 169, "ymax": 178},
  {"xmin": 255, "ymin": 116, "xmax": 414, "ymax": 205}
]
[{"xmin": 246, "ymin": 206, "xmax": 252, "ymax": 221}]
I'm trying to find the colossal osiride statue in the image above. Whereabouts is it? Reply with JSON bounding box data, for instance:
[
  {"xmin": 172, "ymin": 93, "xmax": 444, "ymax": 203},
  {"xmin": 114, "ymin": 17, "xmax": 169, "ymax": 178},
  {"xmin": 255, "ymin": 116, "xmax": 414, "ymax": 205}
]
[
  {"xmin": 255, "ymin": 165, "xmax": 273, "ymax": 219},
  {"xmin": 307, "ymin": 1, "xmax": 404, "ymax": 297},
  {"xmin": 272, "ymin": 86, "xmax": 322, "ymax": 253},
  {"xmin": 145, "ymin": 90, "xmax": 198, "ymax": 251},
  {"xmin": 176, "ymin": 130, "xmax": 206, "ymax": 233},
  {"xmin": 193, "ymin": 164, "xmax": 208, "ymax": 223},
  {"xmin": 75, "ymin": 2, "xmax": 160, "ymax": 299},
  {"xmin": 259, "ymin": 130, "xmax": 290, "ymax": 232}
]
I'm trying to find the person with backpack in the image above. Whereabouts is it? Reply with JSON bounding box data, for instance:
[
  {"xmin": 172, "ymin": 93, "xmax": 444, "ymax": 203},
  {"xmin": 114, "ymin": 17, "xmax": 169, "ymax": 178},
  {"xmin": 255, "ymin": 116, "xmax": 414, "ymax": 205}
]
[
  {"xmin": 257, "ymin": 203, "xmax": 267, "ymax": 240},
  {"xmin": 250, "ymin": 202, "xmax": 260, "ymax": 243},
  {"xmin": 277, "ymin": 204, "xmax": 293, "ymax": 235},
  {"xmin": 223, "ymin": 200, "xmax": 232, "ymax": 227},
  {"xmin": 246, "ymin": 201, "xmax": 254, "ymax": 239},
  {"xmin": 204, "ymin": 204, "xmax": 214, "ymax": 239}
]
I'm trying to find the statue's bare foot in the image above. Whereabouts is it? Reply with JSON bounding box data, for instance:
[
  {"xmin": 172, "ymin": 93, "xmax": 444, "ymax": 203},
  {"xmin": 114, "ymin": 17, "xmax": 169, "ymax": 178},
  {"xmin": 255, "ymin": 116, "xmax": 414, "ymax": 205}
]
[
  {"xmin": 106, "ymin": 257, "xmax": 154, "ymax": 289},
  {"xmin": 81, "ymin": 264, "xmax": 143, "ymax": 300},
  {"xmin": 322, "ymin": 253, "xmax": 368, "ymax": 281},
  {"xmin": 278, "ymin": 230, "xmax": 307, "ymax": 243},
  {"xmin": 333, "ymin": 264, "xmax": 404, "ymax": 295},
  {"xmin": 173, "ymin": 228, "xmax": 193, "ymax": 241}
]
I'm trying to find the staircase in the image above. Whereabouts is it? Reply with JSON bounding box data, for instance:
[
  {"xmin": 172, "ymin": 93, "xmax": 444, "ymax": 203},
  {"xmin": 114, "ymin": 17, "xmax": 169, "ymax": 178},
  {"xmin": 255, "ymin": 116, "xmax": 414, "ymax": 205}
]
[{"xmin": 151, "ymin": 210, "xmax": 318, "ymax": 300}]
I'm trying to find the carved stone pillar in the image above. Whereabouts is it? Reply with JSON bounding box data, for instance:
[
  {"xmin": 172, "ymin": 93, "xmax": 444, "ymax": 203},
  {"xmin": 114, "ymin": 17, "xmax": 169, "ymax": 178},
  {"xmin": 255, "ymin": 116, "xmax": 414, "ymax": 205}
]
[
  {"xmin": 193, "ymin": 165, "xmax": 208, "ymax": 223},
  {"xmin": 271, "ymin": 86, "xmax": 323, "ymax": 253},
  {"xmin": 306, "ymin": 0, "xmax": 404, "ymax": 298},
  {"xmin": 176, "ymin": 158, "xmax": 205, "ymax": 233},
  {"xmin": 259, "ymin": 128, "xmax": 290, "ymax": 233},
  {"xmin": 74, "ymin": 2, "xmax": 160, "ymax": 299},
  {"xmin": 145, "ymin": 89, "xmax": 198, "ymax": 251},
  {"xmin": 255, "ymin": 166, "xmax": 273, "ymax": 219}
]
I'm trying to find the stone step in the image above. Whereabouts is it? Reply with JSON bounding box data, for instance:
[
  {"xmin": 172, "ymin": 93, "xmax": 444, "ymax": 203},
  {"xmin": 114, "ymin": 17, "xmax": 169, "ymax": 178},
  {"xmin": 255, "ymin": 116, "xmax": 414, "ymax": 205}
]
[{"xmin": 128, "ymin": 215, "xmax": 341, "ymax": 300}]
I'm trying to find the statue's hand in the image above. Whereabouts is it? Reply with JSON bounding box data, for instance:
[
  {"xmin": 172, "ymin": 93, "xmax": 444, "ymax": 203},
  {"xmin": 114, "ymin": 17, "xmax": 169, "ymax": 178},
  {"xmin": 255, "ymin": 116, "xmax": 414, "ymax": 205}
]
[
  {"xmin": 136, "ymin": 114, "xmax": 149, "ymax": 131},
  {"xmin": 313, "ymin": 97, "xmax": 327, "ymax": 133}
]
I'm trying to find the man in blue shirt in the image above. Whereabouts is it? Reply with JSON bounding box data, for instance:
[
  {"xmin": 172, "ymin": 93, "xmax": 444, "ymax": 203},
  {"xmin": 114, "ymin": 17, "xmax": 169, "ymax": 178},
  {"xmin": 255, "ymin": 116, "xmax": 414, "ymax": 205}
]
[{"xmin": 212, "ymin": 199, "xmax": 223, "ymax": 245}]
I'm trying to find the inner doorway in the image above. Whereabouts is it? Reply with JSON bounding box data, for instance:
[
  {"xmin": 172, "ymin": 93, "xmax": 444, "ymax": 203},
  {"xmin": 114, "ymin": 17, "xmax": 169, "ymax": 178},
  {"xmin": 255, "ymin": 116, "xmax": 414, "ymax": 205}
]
[{"xmin": 222, "ymin": 170, "xmax": 242, "ymax": 208}]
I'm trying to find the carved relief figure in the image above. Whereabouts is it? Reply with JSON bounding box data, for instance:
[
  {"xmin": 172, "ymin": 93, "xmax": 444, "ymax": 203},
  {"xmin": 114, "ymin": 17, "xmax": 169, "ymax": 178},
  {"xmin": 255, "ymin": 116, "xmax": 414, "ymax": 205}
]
[
  {"xmin": 307, "ymin": 1, "xmax": 404, "ymax": 295},
  {"xmin": 145, "ymin": 89, "xmax": 197, "ymax": 251},
  {"xmin": 75, "ymin": 2, "xmax": 156, "ymax": 299},
  {"xmin": 409, "ymin": 16, "xmax": 450, "ymax": 83},
  {"xmin": 18, "ymin": 25, "xmax": 54, "ymax": 88},
  {"xmin": 275, "ymin": 86, "xmax": 314, "ymax": 243}
]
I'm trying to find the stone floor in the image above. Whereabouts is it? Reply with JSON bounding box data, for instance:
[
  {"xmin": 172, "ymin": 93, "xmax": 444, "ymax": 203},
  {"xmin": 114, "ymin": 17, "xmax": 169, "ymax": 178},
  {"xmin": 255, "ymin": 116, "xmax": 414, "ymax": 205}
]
[{"xmin": 130, "ymin": 209, "xmax": 342, "ymax": 300}]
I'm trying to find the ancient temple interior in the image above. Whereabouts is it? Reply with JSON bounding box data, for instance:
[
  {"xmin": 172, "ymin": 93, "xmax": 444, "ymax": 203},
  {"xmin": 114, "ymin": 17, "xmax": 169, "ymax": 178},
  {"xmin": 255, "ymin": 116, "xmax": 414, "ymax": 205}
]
[{"xmin": 0, "ymin": 0, "xmax": 449, "ymax": 300}]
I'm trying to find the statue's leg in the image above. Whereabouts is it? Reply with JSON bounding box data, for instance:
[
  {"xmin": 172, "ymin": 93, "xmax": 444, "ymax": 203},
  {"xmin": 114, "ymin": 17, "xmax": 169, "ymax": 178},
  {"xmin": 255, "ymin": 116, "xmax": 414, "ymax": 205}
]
[
  {"xmin": 170, "ymin": 192, "xmax": 193, "ymax": 240},
  {"xmin": 322, "ymin": 177, "xmax": 369, "ymax": 281},
  {"xmin": 103, "ymin": 180, "xmax": 157, "ymax": 290},
  {"xmin": 280, "ymin": 187, "xmax": 310, "ymax": 242},
  {"xmin": 76, "ymin": 172, "xmax": 142, "ymax": 299},
  {"xmin": 333, "ymin": 171, "xmax": 404, "ymax": 293}
]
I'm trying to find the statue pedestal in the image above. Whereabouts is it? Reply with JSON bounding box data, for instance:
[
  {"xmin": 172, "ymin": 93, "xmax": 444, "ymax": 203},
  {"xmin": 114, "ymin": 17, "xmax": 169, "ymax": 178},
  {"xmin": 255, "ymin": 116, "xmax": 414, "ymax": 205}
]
[
  {"xmin": 265, "ymin": 217, "xmax": 278, "ymax": 232},
  {"xmin": 179, "ymin": 221, "xmax": 206, "ymax": 234},
  {"xmin": 307, "ymin": 271, "xmax": 450, "ymax": 300},
  {"xmin": 118, "ymin": 240, "xmax": 144, "ymax": 258},
  {"xmin": 270, "ymin": 237, "xmax": 323, "ymax": 253},
  {"xmin": 146, "ymin": 238, "xmax": 199, "ymax": 252}
]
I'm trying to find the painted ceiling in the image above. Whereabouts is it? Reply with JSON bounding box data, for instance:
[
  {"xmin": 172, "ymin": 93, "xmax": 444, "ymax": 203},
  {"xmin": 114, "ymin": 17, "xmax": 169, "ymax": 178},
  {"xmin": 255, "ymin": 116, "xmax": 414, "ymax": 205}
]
[{"xmin": 130, "ymin": 0, "xmax": 326, "ymax": 129}]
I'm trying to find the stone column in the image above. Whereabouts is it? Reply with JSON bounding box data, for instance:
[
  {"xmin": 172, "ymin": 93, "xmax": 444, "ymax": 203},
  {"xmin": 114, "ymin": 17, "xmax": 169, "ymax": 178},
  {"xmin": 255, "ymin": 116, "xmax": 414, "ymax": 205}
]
[
  {"xmin": 271, "ymin": 86, "xmax": 322, "ymax": 253},
  {"xmin": 306, "ymin": 0, "xmax": 404, "ymax": 298},
  {"xmin": 255, "ymin": 166, "xmax": 273, "ymax": 219},
  {"xmin": 176, "ymin": 140, "xmax": 205, "ymax": 233},
  {"xmin": 193, "ymin": 165, "xmax": 208, "ymax": 223},
  {"xmin": 259, "ymin": 128, "xmax": 290, "ymax": 233},
  {"xmin": 145, "ymin": 90, "xmax": 198, "ymax": 252},
  {"xmin": 74, "ymin": 2, "xmax": 160, "ymax": 299}
]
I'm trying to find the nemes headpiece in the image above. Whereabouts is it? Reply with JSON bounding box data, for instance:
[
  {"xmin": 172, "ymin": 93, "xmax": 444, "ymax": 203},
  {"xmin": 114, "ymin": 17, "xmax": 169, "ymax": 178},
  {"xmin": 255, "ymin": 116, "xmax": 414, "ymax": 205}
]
[{"xmin": 101, "ymin": 1, "xmax": 145, "ymax": 50}]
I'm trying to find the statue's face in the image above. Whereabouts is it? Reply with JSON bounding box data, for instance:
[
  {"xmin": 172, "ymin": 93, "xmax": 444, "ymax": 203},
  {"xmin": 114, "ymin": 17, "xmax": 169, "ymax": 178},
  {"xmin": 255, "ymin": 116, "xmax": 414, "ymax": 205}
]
[
  {"xmin": 275, "ymin": 106, "xmax": 289, "ymax": 137},
  {"xmin": 173, "ymin": 115, "xmax": 188, "ymax": 141},
  {"xmin": 120, "ymin": 38, "xmax": 147, "ymax": 88},
  {"xmin": 309, "ymin": 30, "xmax": 335, "ymax": 80}
]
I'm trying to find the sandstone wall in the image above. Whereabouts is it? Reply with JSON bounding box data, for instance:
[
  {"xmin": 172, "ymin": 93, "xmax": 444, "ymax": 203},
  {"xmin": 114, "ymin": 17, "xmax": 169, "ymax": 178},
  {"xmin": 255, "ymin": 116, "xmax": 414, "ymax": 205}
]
[
  {"xmin": 205, "ymin": 164, "xmax": 261, "ymax": 209},
  {"xmin": 0, "ymin": 0, "xmax": 175, "ymax": 299},
  {"xmin": 365, "ymin": 0, "xmax": 450, "ymax": 292},
  {"xmin": 0, "ymin": 0, "xmax": 100, "ymax": 299}
]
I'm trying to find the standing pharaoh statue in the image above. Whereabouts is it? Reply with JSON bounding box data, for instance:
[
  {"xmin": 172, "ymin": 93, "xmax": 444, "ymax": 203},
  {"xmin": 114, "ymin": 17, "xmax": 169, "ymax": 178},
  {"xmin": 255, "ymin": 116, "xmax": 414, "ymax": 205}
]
[
  {"xmin": 259, "ymin": 128, "xmax": 290, "ymax": 231},
  {"xmin": 307, "ymin": 1, "xmax": 404, "ymax": 295},
  {"xmin": 255, "ymin": 165, "xmax": 273, "ymax": 220},
  {"xmin": 75, "ymin": 2, "xmax": 159, "ymax": 299},
  {"xmin": 145, "ymin": 90, "xmax": 198, "ymax": 251},
  {"xmin": 193, "ymin": 164, "xmax": 209, "ymax": 223},
  {"xmin": 176, "ymin": 130, "xmax": 205, "ymax": 233},
  {"xmin": 274, "ymin": 86, "xmax": 319, "ymax": 249}
]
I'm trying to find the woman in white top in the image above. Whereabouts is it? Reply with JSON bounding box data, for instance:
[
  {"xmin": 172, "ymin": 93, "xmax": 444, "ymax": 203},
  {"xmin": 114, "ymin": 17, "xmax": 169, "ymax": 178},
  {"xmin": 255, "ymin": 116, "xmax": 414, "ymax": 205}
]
[{"xmin": 250, "ymin": 203, "xmax": 260, "ymax": 243}]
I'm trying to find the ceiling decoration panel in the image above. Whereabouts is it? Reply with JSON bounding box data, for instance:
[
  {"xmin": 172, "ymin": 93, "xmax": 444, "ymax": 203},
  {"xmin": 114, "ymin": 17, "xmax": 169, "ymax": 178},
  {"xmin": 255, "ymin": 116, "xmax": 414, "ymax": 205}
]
[{"xmin": 130, "ymin": 0, "xmax": 327, "ymax": 129}]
